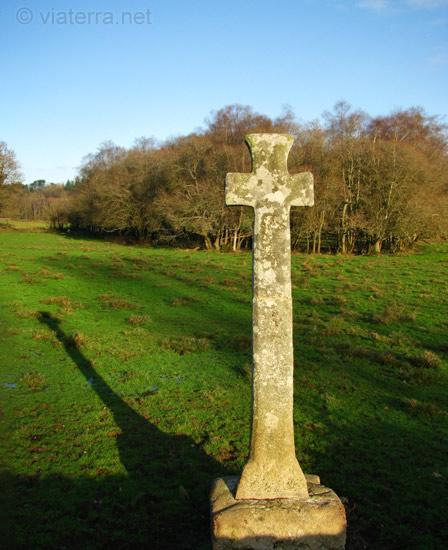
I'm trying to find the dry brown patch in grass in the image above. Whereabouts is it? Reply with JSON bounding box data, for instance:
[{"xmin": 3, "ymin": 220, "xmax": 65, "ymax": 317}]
[
  {"xmin": 19, "ymin": 372, "xmax": 47, "ymax": 390},
  {"xmin": 109, "ymin": 261, "xmax": 126, "ymax": 270},
  {"xmin": 32, "ymin": 329, "xmax": 61, "ymax": 346},
  {"xmin": 129, "ymin": 257, "xmax": 148, "ymax": 267},
  {"xmin": 108, "ymin": 270, "xmax": 127, "ymax": 280},
  {"xmin": 118, "ymin": 370, "xmax": 137, "ymax": 382},
  {"xmin": 373, "ymin": 302, "xmax": 418, "ymax": 325},
  {"xmin": 127, "ymin": 315, "xmax": 151, "ymax": 325},
  {"xmin": 368, "ymin": 285, "xmax": 383, "ymax": 298},
  {"xmin": 388, "ymin": 332, "xmax": 412, "ymax": 348},
  {"xmin": 341, "ymin": 345, "xmax": 392, "ymax": 366},
  {"xmin": 162, "ymin": 336, "xmax": 211, "ymax": 355},
  {"xmin": 417, "ymin": 292, "xmax": 433, "ymax": 299},
  {"xmin": 6, "ymin": 265, "xmax": 20, "ymax": 272},
  {"xmin": 123, "ymin": 272, "xmax": 142, "ymax": 280},
  {"xmin": 65, "ymin": 332, "xmax": 86, "ymax": 350},
  {"xmin": 297, "ymin": 277, "xmax": 309, "ymax": 287},
  {"xmin": 340, "ymin": 305, "xmax": 357, "ymax": 317},
  {"xmin": 122, "ymin": 327, "xmax": 145, "ymax": 337},
  {"xmin": 107, "ymin": 348, "xmax": 137, "ymax": 361},
  {"xmin": 324, "ymin": 315, "xmax": 344, "ymax": 336},
  {"xmin": 328, "ymin": 295, "xmax": 347, "ymax": 306},
  {"xmin": 379, "ymin": 352, "xmax": 396, "ymax": 365},
  {"xmin": 16, "ymin": 309, "xmax": 41, "ymax": 319},
  {"xmin": 429, "ymin": 278, "xmax": 445, "ymax": 285},
  {"xmin": 408, "ymin": 350, "xmax": 442, "ymax": 369},
  {"xmin": 302, "ymin": 261, "xmax": 314, "ymax": 273},
  {"xmin": 21, "ymin": 272, "xmax": 39, "ymax": 284},
  {"xmin": 32, "ymin": 329, "xmax": 50, "ymax": 340},
  {"xmin": 40, "ymin": 296, "xmax": 83, "ymax": 315},
  {"xmin": 6, "ymin": 328, "xmax": 23, "ymax": 336},
  {"xmin": 169, "ymin": 296, "xmax": 198, "ymax": 307},
  {"xmin": 38, "ymin": 267, "xmax": 64, "ymax": 279},
  {"xmin": 41, "ymin": 296, "xmax": 71, "ymax": 306},
  {"xmin": 401, "ymin": 309, "xmax": 418, "ymax": 323},
  {"xmin": 98, "ymin": 294, "xmax": 137, "ymax": 310}
]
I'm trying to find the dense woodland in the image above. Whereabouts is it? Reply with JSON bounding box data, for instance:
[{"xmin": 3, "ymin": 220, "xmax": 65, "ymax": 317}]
[{"xmin": 1, "ymin": 101, "xmax": 447, "ymax": 253}]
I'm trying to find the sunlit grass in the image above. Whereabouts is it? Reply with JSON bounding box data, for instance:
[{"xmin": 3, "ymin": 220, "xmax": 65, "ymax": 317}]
[{"xmin": 0, "ymin": 230, "xmax": 447, "ymax": 549}]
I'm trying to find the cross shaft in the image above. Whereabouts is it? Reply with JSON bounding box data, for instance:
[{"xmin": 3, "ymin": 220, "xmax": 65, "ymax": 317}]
[{"xmin": 226, "ymin": 134, "xmax": 313, "ymax": 500}]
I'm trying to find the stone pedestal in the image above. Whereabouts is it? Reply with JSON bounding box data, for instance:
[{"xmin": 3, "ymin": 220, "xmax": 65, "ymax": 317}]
[{"xmin": 211, "ymin": 475, "xmax": 346, "ymax": 550}]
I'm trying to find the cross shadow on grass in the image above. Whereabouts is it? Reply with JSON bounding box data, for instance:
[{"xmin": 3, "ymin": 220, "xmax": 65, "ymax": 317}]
[{"xmin": 2, "ymin": 311, "xmax": 231, "ymax": 550}]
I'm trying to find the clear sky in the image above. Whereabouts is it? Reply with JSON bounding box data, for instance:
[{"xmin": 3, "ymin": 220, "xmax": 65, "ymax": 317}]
[{"xmin": 1, "ymin": 0, "xmax": 447, "ymax": 184}]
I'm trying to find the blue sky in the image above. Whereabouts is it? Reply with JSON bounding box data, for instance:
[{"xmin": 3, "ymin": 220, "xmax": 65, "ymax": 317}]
[{"xmin": 1, "ymin": 0, "xmax": 447, "ymax": 184}]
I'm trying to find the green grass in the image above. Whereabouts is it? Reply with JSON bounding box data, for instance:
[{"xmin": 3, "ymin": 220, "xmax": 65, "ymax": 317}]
[
  {"xmin": 0, "ymin": 230, "xmax": 447, "ymax": 549},
  {"xmin": 0, "ymin": 218, "xmax": 48, "ymax": 230}
]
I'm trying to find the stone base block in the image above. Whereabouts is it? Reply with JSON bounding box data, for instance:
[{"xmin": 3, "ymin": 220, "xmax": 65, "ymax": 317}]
[{"xmin": 211, "ymin": 475, "xmax": 346, "ymax": 550}]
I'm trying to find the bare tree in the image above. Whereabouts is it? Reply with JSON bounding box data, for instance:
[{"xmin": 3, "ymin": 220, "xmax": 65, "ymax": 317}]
[
  {"xmin": 0, "ymin": 141, "xmax": 24, "ymax": 185},
  {"xmin": 323, "ymin": 102, "xmax": 369, "ymax": 253},
  {"xmin": 205, "ymin": 104, "xmax": 274, "ymax": 145},
  {"xmin": 36, "ymin": 103, "xmax": 446, "ymax": 253}
]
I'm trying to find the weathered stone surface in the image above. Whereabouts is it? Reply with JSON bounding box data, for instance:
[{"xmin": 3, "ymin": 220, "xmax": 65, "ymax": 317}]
[
  {"xmin": 225, "ymin": 134, "xmax": 313, "ymax": 500},
  {"xmin": 211, "ymin": 476, "xmax": 347, "ymax": 550}
]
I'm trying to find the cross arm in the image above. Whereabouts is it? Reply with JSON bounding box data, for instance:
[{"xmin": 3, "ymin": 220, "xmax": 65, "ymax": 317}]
[
  {"xmin": 289, "ymin": 172, "xmax": 314, "ymax": 208},
  {"xmin": 225, "ymin": 172, "xmax": 256, "ymax": 208}
]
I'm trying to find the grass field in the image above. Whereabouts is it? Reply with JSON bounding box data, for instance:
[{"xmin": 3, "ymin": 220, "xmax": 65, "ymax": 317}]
[
  {"xmin": 1, "ymin": 226, "xmax": 447, "ymax": 549},
  {"xmin": 0, "ymin": 219, "xmax": 49, "ymax": 231}
]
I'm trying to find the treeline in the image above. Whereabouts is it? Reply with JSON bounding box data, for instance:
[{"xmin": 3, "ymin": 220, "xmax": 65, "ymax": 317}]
[
  {"xmin": 0, "ymin": 180, "xmax": 68, "ymax": 222},
  {"xmin": 2, "ymin": 102, "xmax": 447, "ymax": 253}
]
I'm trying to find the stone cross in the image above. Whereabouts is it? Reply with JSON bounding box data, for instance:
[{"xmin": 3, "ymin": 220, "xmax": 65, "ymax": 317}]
[{"xmin": 226, "ymin": 134, "xmax": 314, "ymax": 500}]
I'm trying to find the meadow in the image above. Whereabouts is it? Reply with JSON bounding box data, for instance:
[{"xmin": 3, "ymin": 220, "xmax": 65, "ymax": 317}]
[{"xmin": 0, "ymin": 221, "xmax": 447, "ymax": 549}]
